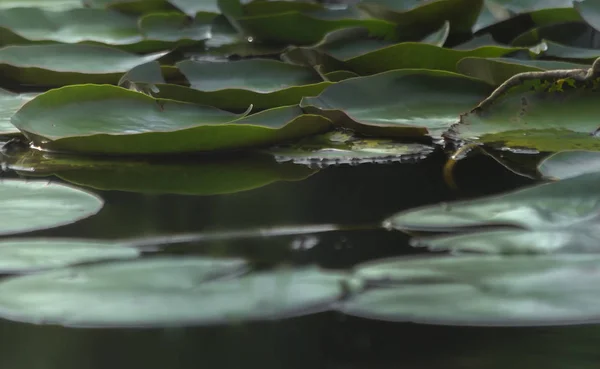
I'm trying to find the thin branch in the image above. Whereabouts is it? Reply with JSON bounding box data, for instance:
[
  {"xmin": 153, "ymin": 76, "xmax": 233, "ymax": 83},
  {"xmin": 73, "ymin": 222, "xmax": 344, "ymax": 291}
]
[{"xmin": 472, "ymin": 57, "xmax": 600, "ymax": 113}]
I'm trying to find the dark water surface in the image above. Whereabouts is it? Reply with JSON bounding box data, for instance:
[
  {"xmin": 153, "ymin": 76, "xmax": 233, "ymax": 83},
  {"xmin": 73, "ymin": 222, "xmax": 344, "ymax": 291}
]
[{"xmin": 2, "ymin": 151, "xmax": 598, "ymax": 369}]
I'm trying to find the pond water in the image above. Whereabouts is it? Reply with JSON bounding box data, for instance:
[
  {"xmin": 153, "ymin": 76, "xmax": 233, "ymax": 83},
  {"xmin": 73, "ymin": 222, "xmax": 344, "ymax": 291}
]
[{"xmin": 3, "ymin": 149, "xmax": 594, "ymax": 369}]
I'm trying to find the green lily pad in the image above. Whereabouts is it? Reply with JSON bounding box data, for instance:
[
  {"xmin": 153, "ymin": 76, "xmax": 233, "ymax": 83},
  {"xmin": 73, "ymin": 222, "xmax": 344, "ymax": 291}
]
[
  {"xmin": 233, "ymin": 8, "xmax": 397, "ymax": 45},
  {"xmin": 0, "ymin": 260, "xmax": 345, "ymax": 327},
  {"xmin": 121, "ymin": 59, "xmax": 332, "ymax": 111},
  {"xmin": 0, "ymin": 44, "xmax": 168, "ymax": 86},
  {"xmin": 344, "ymin": 42, "xmax": 522, "ymax": 75},
  {"xmin": 385, "ymin": 171, "xmax": 600, "ymax": 232},
  {"xmin": 6, "ymin": 150, "xmax": 317, "ymax": 195},
  {"xmin": 11, "ymin": 85, "xmax": 332, "ymax": 154},
  {"xmin": 88, "ymin": 0, "xmax": 176, "ymax": 14},
  {"xmin": 456, "ymin": 57, "xmax": 588, "ymax": 86},
  {"xmin": 177, "ymin": 59, "xmax": 322, "ymax": 92},
  {"xmin": 358, "ymin": 0, "xmax": 482, "ymax": 36},
  {"xmin": 0, "ymin": 0, "xmax": 82, "ymax": 10},
  {"xmin": 0, "ymin": 238, "xmax": 140, "ymax": 273},
  {"xmin": 268, "ymin": 131, "xmax": 435, "ymax": 167},
  {"xmin": 448, "ymin": 79, "xmax": 600, "ymax": 152},
  {"xmin": 0, "ymin": 88, "xmax": 37, "ymax": 135},
  {"xmin": 301, "ymin": 70, "xmax": 491, "ymax": 137},
  {"xmin": 412, "ymin": 228, "xmax": 600, "ymax": 254},
  {"xmin": 474, "ymin": 7, "xmax": 583, "ymax": 44},
  {"xmin": 339, "ymin": 254, "xmax": 600, "ymax": 326},
  {"xmin": 540, "ymin": 39, "xmax": 600, "ymax": 61},
  {"xmin": 576, "ymin": 0, "xmax": 600, "ymax": 33},
  {"xmin": 512, "ymin": 21, "xmax": 600, "ymax": 48},
  {"xmin": 538, "ymin": 150, "xmax": 600, "ymax": 180},
  {"xmin": 0, "ymin": 179, "xmax": 103, "ymax": 235},
  {"xmin": 0, "ymin": 8, "xmax": 210, "ymax": 51}
]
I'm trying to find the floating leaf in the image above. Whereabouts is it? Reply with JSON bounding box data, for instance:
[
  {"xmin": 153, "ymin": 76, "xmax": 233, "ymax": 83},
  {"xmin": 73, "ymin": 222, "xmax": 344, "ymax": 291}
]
[
  {"xmin": 0, "ymin": 88, "xmax": 37, "ymax": 134},
  {"xmin": 511, "ymin": 21, "xmax": 600, "ymax": 48},
  {"xmin": 0, "ymin": 8, "xmax": 210, "ymax": 51},
  {"xmin": 538, "ymin": 150, "xmax": 600, "ymax": 180},
  {"xmin": 0, "ymin": 179, "xmax": 103, "ymax": 235},
  {"xmin": 358, "ymin": 0, "xmax": 482, "ymax": 36},
  {"xmin": 412, "ymin": 228, "xmax": 600, "ymax": 254},
  {"xmin": 0, "ymin": 0, "xmax": 82, "ymax": 10},
  {"xmin": 448, "ymin": 76, "xmax": 600, "ymax": 152},
  {"xmin": 122, "ymin": 59, "xmax": 332, "ymax": 111},
  {"xmin": 339, "ymin": 254, "xmax": 600, "ymax": 326},
  {"xmin": 11, "ymin": 85, "xmax": 332, "ymax": 154},
  {"xmin": 268, "ymin": 131, "xmax": 435, "ymax": 167},
  {"xmin": 177, "ymin": 59, "xmax": 322, "ymax": 92},
  {"xmin": 456, "ymin": 57, "xmax": 588, "ymax": 85},
  {"xmin": 301, "ymin": 70, "xmax": 491, "ymax": 137},
  {"xmin": 233, "ymin": 8, "xmax": 397, "ymax": 45},
  {"xmin": 540, "ymin": 39, "xmax": 600, "ymax": 61},
  {"xmin": 385, "ymin": 171, "xmax": 600, "ymax": 232},
  {"xmin": 0, "ymin": 238, "xmax": 140, "ymax": 273},
  {"xmin": 0, "ymin": 260, "xmax": 345, "ymax": 327},
  {"xmin": 6, "ymin": 150, "xmax": 317, "ymax": 195},
  {"xmin": 0, "ymin": 44, "xmax": 168, "ymax": 86},
  {"xmin": 344, "ymin": 43, "xmax": 521, "ymax": 75}
]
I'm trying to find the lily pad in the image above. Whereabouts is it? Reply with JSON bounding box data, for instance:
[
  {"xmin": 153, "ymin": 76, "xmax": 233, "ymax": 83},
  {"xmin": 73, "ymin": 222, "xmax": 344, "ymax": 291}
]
[
  {"xmin": 344, "ymin": 42, "xmax": 522, "ymax": 75},
  {"xmin": 0, "ymin": 260, "xmax": 345, "ymax": 327},
  {"xmin": 540, "ymin": 39, "xmax": 600, "ymax": 61},
  {"xmin": 0, "ymin": 44, "xmax": 168, "ymax": 86},
  {"xmin": 339, "ymin": 254, "xmax": 600, "ymax": 326},
  {"xmin": 411, "ymin": 228, "xmax": 600, "ymax": 254},
  {"xmin": 456, "ymin": 56, "xmax": 588, "ymax": 86},
  {"xmin": 0, "ymin": 0, "xmax": 82, "ymax": 10},
  {"xmin": 385, "ymin": 171, "xmax": 600, "ymax": 232},
  {"xmin": 177, "ymin": 59, "xmax": 323, "ymax": 92},
  {"xmin": 448, "ymin": 76, "xmax": 600, "ymax": 152},
  {"xmin": 0, "ymin": 179, "xmax": 103, "ymax": 235},
  {"xmin": 6, "ymin": 150, "xmax": 317, "ymax": 195},
  {"xmin": 358, "ymin": 0, "xmax": 482, "ymax": 36},
  {"xmin": 120, "ymin": 59, "xmax": 332, "ymax": 111},
  {"xmin": 268, "ymin": 131, "xmax": 435, "ymax": 167},
  {"xmin": 0, "ymin": 88, "xmax": 37, "ymax": 134},
  {"xmin": 538, "ymin": 150, "xmax": 600, "ymax": 180},
  {"xmin": 0, "ymin": 238, "xmax": 140, "ymax": 273},
  {"xmin": 11, "ymin": 85, "xmax": 332, "ymax": 154},
  {"xmin": 233, "ymin": 8, "xmax": 397, "ymax": 45},
  {"xmin": 511, "ymin": 21, "xmax": 600, "ymax": 48},
  {"xmin": 301, "ymin": 70, "xmax": 491, "ymax": 137}
]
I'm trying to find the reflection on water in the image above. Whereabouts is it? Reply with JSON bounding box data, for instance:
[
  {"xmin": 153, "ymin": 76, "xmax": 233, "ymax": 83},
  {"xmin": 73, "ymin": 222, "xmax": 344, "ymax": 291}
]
[{"xmin": 1, "ymin": 151, "xmax": 585, "ymax": 369}]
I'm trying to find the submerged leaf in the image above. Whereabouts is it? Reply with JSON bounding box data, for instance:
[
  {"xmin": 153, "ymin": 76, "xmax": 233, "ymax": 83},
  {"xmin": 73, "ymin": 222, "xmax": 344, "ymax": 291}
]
[
  {"xmin": 0, "ymin": 260, "xmax": 345, "ymax": 327},
  {"xmin": 7, "ymin": 150, "xmax": 317, "ymax": 195},
  {"xmin": 0, "ymin": 179, "xmax": 103, "ymax": 235},
  {"xmin": 268, "ymin": 131, "xmax": 435, "ymax": 167},
  {"xmin": 340, "ymin": 254, "xmax": 600, "ymax": 326}
]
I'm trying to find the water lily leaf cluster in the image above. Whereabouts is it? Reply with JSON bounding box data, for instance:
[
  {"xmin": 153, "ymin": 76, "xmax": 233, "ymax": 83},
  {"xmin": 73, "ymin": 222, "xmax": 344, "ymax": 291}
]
[{"xmin": 2, "ymin": 0, "xmax": 600, "ymax": 330}]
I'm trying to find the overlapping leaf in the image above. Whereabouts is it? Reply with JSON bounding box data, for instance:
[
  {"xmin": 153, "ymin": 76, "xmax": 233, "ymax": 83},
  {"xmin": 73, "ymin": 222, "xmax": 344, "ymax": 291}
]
[
  {"xmin": 0, "ymin": 88, "xmax": 37, "ymax": 134},
  {"xmin": 0, "ymin": 44, "xmax": 168, "ymax": 86},
  {"xmin": 301, "ymin": 70, "xmax": 491, "ymax": 137},
  {"xmin": 11, "ymin": 84, "xmax": 332, "ymax": 154}
]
